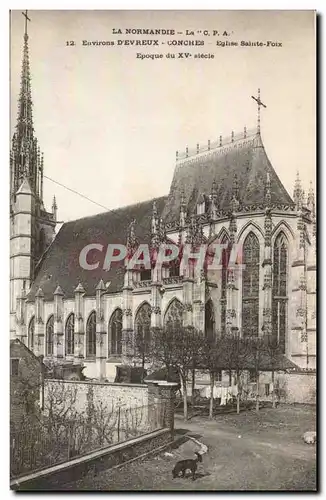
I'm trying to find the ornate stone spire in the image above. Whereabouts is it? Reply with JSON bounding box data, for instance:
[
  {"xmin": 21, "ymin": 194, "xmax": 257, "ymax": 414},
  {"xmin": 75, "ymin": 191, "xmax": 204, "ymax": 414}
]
[
  {"xmin": 186, "ymin": 214, "xmax": 205, "ymax": 247},
  {"xmin": 231, "ymin": 174, "xmax": 240, "ymax": 212},
  {"xmin": 265, "ymin": 172, "xmax": 271, "ymax": 207},
  {"xmin": 10, "ymin": 11, "xmax": 44, "ymax": 204},
  {"xmin": 159, "ymin": 217, "xmax": 166, "ymax": 243},
  {"xmin": 293, "ymin": 171, "xmax": 303, "ymax": 209},
  {"xmin": 52, "ymin": 195, "xmax": 58, "ymax": 221},
  {"xmin": 229, "ymin": 215, "xmax": 237, "ymax": 246},
  {"xmin": 127, "ymin": 218, "xmax": 138, "ymax": 254},
  {"xmin": 210, "ymin": 180, "xmax": 218, "ymax": 219},
  {"xmin": 179, "ymin": 188, "xmax": 186, "ymax": 228},
  {"xmin": 307, "ymin": 182, "xmax": 315, "ymax": 215},
  {"xmin": 151, "ymin": 201, "xmax": 160, "ymax": 249}
]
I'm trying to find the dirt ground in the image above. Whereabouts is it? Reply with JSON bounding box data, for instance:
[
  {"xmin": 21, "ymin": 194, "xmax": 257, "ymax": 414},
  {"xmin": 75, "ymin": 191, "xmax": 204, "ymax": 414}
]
[{"xmin": 64, "ymin": 404, "xmax": 317, "ymax": 492}]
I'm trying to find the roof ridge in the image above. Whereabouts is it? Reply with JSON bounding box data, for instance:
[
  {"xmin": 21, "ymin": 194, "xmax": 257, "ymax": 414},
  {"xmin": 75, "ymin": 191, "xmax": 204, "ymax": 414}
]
[{"xmin": 177, "ymin": 128, "xmax": 258, "ymax": 163}]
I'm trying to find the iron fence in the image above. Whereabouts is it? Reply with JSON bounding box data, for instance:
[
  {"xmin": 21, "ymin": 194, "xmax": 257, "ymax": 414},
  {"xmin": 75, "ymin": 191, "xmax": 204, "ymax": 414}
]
[{"xmin": 10, "ymin": 401, "xmax": 166, "ymax": 479}]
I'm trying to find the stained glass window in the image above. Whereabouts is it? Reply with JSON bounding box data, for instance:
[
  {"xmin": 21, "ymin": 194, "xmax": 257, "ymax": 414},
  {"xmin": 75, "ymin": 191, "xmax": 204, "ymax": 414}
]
[
  {"xmin": 272, "ymin": 232, "xmax": 288, "ymax": 353},
  {"xmin": 242, "ymin": 233, "xmax": 260, "ymax": 337},
  {"xmin": 28, "ymin": 316, "xmax": 35, "ymax": 351},
  {"xmin": 135, "ymin": 303, "xmax": 151, "ymax": 353},
  {"xmin": 86, "ymin": 311, "xmax": 96, "ymax": 358},
  {"xmin": 65, "ymin": 313, "xmax": 75, "ymax": 355},
  {"xmin": 109, "ymin": 308, "xmax": 123, "ymax": 355},
  {"xmin": 164, "ymin": 299, "xmax": 183, "ymax": 329},
  {"xmin": 46, "ymin": 315, "xmax": 54, "ymax": 356}
]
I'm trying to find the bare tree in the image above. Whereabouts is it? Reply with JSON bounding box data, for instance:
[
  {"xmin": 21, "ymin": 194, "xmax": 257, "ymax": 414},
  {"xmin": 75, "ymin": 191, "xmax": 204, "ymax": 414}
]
[
  {"xmin": 202, "ymin": 332, "xmax": 224, "ymax": 419},
  {"xmin": 263, "ymin": 334, "xmax": 283, "ymax": 408},
  {"xmin": 249, "ymin": 337, "xmax": 266, "ymax": 412},
  {"xmin": 221, "ymin": 330, "xmax": 252, "ymax": 414},
  {"xmin": 134, "ymin": 328, "xmax": 151, "ymax": 383},
  {"xmin": 150, "ymin": 325, "xmax": 204, "ymax": 421}
]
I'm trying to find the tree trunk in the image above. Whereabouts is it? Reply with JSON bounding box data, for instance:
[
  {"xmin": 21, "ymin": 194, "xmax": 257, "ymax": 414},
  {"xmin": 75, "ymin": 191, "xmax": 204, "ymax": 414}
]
[
  {"xmin": 271, "ymin": 369, "xmax": 276, "ymax": 408},
  {"xmin": 191, "ymin": 367, "xmax": 196, "ymax": 408},
  {"xmin": 180, "ymin": 372, "xmax": 188, "ymax": 421},
  {"xmin": 209, "ymin": 371, "xmax": 215, "ymax": 419},
  {"xmin": 141, "ymin": 353, "xmax": 145, "ymax": 383},
  {"xmin": 236, "ymin": 371, "xmax": 240, "ymax": 414},
  {"xmin": 256, "ymin": 371, "xmax": 260, "ymax": 412}
]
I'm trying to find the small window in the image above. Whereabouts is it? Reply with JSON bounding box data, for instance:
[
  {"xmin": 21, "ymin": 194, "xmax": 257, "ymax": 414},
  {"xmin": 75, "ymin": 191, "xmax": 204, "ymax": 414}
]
[
  {"xmin": 11, "ymin": 358, "xmax": 19, "ymax": 376},
  {"xmin": 265, "ymin": 383, "xmax": 270, "ymax": 397},
  {"xmin": 170, "ymin": 260, "xmax": 180, "ymax": 277},
  {"xmin": 140, "ymin": 269, "xmax": 151, "ymax": 281},
  {"xmin": 249, "ymin": 370, "xmax": 257, "ymax": 383},
  {"xmin": 216, "ymin": 370, "xmax": 222, "ymax": 382}
]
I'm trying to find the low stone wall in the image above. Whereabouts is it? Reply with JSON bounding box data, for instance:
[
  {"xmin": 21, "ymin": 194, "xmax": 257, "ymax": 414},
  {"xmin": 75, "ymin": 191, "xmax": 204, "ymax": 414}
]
[
  {"xmin": 283, "ymin": 372, "xmax": 316, "ymax": 404},
  {"xmin": 44, "ymin": 379, "xmax": 148, "ymax": 414},
  {"xmin": 11, "ymin": 428, "xmax": 172, "ymax": 491}
]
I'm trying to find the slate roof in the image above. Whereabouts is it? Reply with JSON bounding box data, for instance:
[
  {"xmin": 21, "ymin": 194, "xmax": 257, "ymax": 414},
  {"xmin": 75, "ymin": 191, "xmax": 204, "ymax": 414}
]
[
  {"xmin": 27, "ymin": 196, "xmax": 167, "ymax": 301},
  {"xmin": 27, "ymin": 131, "xmax": 293, "ymax": 302},
  {"xmin": 162, "ymin": 132, "xmax": 294, "ymax": 223}
]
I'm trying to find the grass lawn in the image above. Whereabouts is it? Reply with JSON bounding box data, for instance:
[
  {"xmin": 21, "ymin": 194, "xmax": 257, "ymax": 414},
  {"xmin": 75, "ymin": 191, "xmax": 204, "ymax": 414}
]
[{"xmin": 64, "ymin": 404, "xmax": 317, "ymax": 492}]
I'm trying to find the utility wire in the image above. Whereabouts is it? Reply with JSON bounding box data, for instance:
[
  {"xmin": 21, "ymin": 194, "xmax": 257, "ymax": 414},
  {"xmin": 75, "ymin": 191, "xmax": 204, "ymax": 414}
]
[
  {"xmin": 43, "ymin": 175, "xmax": 155, "ymax": 237},
  {"xmin": 44, "ymin": 175, "xmax": 111, "ymax": 212}
]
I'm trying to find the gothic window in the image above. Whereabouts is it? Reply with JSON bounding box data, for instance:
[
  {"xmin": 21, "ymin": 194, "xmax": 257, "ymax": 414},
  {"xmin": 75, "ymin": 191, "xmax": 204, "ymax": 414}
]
[
  {"xmin": 169, "ymin": 259, "xmax": 180, "ymax": 277},
  {"xmin": 135, "ymin": 303, "xmax": 151, "ymax": 353},
  {"xmin": 28, "ymin": 316, "xmax": 35, "ymax": 351},
  {"xmin": 220, "ymin": 235, "xmax": 231, "ymax": 333},
  {"xmin": 65, "ymin": 313, "xmax": 75, "ymax": 356},
  {"xmin": 272, "ymin": 232, "xmax": 288, "ymax": 353},
  {"xmin": 109, "ymin": 308, "xmax": 123, "ymax": 355},
  {"xmin": 164, "ymin": 299, "xmax": 183, "ymax": 329},
  {"xmin": 46, "ymin": 315, "xmax": 54, "ymax": 356},
  {"xmin": 242, "ymin": 232, "xmax": 260, "ymax": 337},
  {"xmin": 86, "ymin": 311, "xmax": 96, "ymax": 358},
  {"xmin": 205, "ymin": 299, "xmax": 215, "ymax": 341}
]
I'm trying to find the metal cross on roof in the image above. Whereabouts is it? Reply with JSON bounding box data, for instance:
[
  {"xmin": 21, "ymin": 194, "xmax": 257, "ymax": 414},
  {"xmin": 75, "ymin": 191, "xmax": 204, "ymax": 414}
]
[
  {"xmin": 22, "ymin": 10, "xmax": 31, "ymax": 36},
  {"xmin": 251, "ymin": 88, "xmax": 267, "ymax": 134}
]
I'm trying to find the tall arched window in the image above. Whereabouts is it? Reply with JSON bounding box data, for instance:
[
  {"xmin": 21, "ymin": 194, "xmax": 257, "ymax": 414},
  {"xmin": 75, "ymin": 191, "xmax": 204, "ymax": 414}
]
[
  {"xmin": 86, "ymin": 311, "xmax": 96, "ymax": 358},
  {"xmin": 272, "ymin": 232, "xmax": 288, "ymax": 353},
  {"xmin": 135, "ymin": 303, "xmax": 151, "ymax": 353},
  {"xmin": 205, "ymin": 299, "xmax": 215, "ymax": 341},
  {"xmin": 242, "ymin": 233, "xmax": 260, "ymax": 337},
  {"xmin": 65, "ymin": 313, "xmax": 75, "ymax": 356},
  {"xmin": 220, "ymin": 235, "xmax": 231, "ymax": 333},
  {"xmin": 109, "ymin": 308, "xmax": 123, "ymax": 355},
  {"xmin": 28, "ymin": 316, "xmax": 35, "ymax": 351},
  {"xmin": 46, "ymin": 315, "xmax": 54, "ymax": 356},
  {"xmin": 164, "ymin": 299, "xmax": 183, "ymax": 329}
]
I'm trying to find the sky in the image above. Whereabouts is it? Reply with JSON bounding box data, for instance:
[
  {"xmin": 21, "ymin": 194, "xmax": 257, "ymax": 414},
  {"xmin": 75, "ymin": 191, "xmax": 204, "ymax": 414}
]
[{"xmin": 10, "ymin": 10, "xmax": 316, "ymax": 224}]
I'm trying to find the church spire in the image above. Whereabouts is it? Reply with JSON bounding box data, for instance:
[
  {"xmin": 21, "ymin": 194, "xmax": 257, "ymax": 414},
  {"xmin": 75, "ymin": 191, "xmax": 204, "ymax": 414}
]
[
  {"xmin": 307, "ymin": 182, "xmax": 315, "ymax": 214},
  {"xmin": 265, "ymin": 171, "xmax": 271, "ymax": 207},
  {"xmin": 11, "ymin": 11, "xmax": 44, "ymax": 204},
  {"xmin": 293, "ymin": 171, "xmax": 303, "ymax": 209}
]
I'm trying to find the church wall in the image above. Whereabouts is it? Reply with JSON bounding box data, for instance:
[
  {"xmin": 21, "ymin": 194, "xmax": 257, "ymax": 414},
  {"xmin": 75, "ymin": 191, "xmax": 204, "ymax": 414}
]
[
  {"xmin": 17, "ymin": 210, "xmax": 315, "ymax": 398},
  {"xmin": 44, "ymin": 300, "xmax": 54, "ymax": 325}
]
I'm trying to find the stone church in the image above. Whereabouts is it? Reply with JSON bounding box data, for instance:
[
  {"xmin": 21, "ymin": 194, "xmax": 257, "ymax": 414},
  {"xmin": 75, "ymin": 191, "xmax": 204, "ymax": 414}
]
[{"xmin": 10, "ymin": 23, "xmax": 316, "ymax": 396}]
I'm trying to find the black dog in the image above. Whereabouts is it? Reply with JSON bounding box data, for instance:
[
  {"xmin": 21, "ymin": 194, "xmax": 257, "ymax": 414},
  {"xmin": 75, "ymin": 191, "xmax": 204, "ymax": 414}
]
[{"xmin": 172, "ymin": 451, "xmax": 203, "ymax": 480}]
